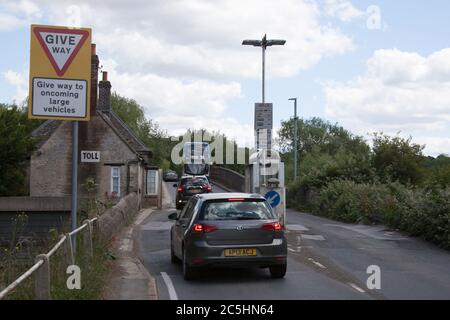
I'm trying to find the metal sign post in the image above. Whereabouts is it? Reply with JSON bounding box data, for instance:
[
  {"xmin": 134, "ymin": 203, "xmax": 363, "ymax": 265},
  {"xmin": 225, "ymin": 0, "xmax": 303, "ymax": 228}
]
[{"xmin": 71, "ymin": 121, "xmax": 78, "ymax": 251}]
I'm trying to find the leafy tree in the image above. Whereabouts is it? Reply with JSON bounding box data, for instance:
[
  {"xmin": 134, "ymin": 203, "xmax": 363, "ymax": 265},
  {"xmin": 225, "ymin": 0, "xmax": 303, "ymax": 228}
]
[
  {"xmin": 278, "ymin": 117, "xmax": 369, "ymax": 158},
  {"xmin": 422, "ymin": 154, "xmax": 450, "ymax": 188},
  {"xmin": 371, "ymin": 133, "xmax": 425, "ymax": 185},
  {"xmin": 0, "ymin": 104, "xmax": 41, "ymax": 196},
  {"xmin": 278, "ymin": 117, "xmax": 371, "ymax": 184}
]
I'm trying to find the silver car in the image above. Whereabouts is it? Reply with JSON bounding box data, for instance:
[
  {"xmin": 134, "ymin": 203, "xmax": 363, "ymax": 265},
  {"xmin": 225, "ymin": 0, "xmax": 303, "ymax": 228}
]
[{"xmin": 169, "ymin": 193, "xmax": 287, "ymax": 280}]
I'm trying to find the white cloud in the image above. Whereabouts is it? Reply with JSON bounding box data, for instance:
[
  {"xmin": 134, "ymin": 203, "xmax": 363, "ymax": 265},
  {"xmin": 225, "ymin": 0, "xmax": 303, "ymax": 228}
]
[
  {"xmin": 324, "ymin": 48, "xmax": 450, "ymax": 156},
  {"xmin": 0, "ymin": 0, "xmax": 42, "ymax": 31},
  {"xmin": 1, "ymin": 0, "xmax": 359, "ymax": 147},
  {"xmin": 102, "ymin": 59, "xmax": 254, "ymax": 145},
  {"xmin": 3, "ymin": 69, "xmax": 28, "ymax": 103},
  {"xmin": 40, "ymin": 0, "xmax": 355, "ymax": 79},
  {"xmin": 323, "ymin": 0, "xmax": 365, "ymax": 22}
]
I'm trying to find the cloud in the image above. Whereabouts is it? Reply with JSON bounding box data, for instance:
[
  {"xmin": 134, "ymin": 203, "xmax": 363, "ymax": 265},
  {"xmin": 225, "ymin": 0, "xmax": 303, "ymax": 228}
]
[
  {"xmin": 3, "ymin": 70, "xmax": 28, "ymax": 103},
  {"xmin": 324, "ymin": 48, "xmax": 450, "ymax": 156},
  {"xmin": 0, "ymin": 0, "xmax": 42, "ymax": 31},
  {"xmin": 323, "ymin": 0, "xmax": 365, "ymax": 22},
  {"xmin": 1, "ymin": 0, "xmax": 359, "ymax": 147},
  {"xmin": 40, "ymin": 0, "xmax": 355, "ymax": 79},
  {"xmin": 102, "ymin": 59, "xmax": 254, "ymax": 145}
]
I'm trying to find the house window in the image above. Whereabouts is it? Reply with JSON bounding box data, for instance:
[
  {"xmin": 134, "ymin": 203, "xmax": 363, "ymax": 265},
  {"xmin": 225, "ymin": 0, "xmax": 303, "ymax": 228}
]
[
  {"xmin": 146, "ymin": 169, "xmax": 158, "ymax": 195},
  {"xmin": 111, "ymin": 167, "xmax": 120, "ymax": 196}
]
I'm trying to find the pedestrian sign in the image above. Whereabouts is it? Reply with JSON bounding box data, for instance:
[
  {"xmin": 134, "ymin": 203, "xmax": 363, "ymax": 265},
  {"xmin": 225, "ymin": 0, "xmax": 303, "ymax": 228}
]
[
  {"xmin": 265, "ymin": 190, "xmax": 281, "ymax": 208},
  {"xmin": 28, "ymin": 24, "xmax": 92, "ymax": 121}
]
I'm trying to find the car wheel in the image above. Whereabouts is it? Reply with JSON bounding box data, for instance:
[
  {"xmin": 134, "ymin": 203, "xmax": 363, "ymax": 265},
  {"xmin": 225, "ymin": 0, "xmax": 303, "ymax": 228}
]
[
  {"xmin": 182, "ymin": 248, "xmax": 196, "ymax": 281},
  {"xmin": 269, "ymin": 263, "xmax": 287, "ymax": 278}
]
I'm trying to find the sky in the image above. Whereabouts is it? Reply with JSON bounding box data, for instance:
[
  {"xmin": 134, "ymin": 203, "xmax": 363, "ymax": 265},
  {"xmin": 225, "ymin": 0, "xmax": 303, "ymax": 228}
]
[{"xmin": 1, "ymin": 0, "xmax": 450, "ymax": 156}]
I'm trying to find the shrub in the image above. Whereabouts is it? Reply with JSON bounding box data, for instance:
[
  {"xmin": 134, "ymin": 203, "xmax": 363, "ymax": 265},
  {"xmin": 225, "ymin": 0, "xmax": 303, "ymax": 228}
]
[{"xmin": 303, "ymin": 179, "xmax": 450, "ymax": 249}]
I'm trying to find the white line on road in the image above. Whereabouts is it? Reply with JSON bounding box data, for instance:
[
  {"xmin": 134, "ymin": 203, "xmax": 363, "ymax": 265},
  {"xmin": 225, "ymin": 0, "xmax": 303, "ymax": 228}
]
[
  {"xmin": 161, "ymin": 272, "xmax": 178, "ymax": 300},
  {"xmin": 348, "ymin": 282, "xmax": 365, "ymax": 293},
  {"xmin": 302, "ymin": 234, "xmax": 326, "ymax": 241},
  {"xmin": 308, "ymin": 258, "xmax": 326, "ymax": 269},
  {"xmin": 288, "ymin": 248, "xmax": 296, "ymax": 253}
]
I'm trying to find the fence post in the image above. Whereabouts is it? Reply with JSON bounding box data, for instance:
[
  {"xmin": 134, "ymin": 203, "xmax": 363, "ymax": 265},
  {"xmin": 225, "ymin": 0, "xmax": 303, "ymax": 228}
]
[
  {"xmin": 83, "ymin": 220, "xmax": 93, "ymax": 260},
  {"xmin": 34, "ymin": 254, "xmax": 50, "ymax": 300},
  {"xmin": 64, "ymin": 234, "xmax": 74, "ymax": 266}
]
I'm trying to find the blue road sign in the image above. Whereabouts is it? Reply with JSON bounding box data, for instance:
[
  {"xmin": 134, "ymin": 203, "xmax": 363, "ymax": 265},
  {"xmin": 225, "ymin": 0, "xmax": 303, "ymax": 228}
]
[{"xmin": 265, "ymin": 190, "xmax": 281, "ymax": 208}]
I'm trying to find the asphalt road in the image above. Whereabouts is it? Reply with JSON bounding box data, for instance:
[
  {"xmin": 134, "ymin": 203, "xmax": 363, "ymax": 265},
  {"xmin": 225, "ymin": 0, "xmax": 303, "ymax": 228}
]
[{"xmin": 136, "ymin": 181, "xmax": 450, "ymax": 300}]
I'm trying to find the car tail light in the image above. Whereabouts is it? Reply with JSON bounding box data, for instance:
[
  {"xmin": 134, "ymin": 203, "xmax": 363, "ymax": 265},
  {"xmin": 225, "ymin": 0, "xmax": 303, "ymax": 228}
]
[
  {"xmin": 192, "ymin": 224, "xmax": 218, "ymax": 233},
  {"xmin": 206, "ymin": 185, "xmax": 212, "ymax": 192},
  {"xmin": 262, "ymin": 222, "xmax": 283, "ymax": 232},
  {"xmin": 177, "ymin": 186, "xmax": 184, "ymax": 193}
]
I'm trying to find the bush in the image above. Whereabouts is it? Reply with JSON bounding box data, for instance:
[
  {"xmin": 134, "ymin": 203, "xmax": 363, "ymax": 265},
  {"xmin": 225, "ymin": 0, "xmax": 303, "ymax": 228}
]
[{"xmin": 303, "ymin": 179, "xmax": 450, "ymax": 249}]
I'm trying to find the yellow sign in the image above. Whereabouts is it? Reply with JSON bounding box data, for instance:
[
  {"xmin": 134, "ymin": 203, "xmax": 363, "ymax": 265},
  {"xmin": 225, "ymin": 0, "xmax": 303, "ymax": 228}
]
[{"xmin": 28, "ymin": 24, "xmax": 92, "ymax": 121}]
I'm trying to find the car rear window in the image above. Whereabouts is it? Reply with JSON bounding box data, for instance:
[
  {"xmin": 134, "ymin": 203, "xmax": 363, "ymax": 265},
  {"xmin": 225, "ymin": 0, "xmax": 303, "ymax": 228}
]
[
  {"xmin": 199, "ymin": 199, "xmax": 275, "ymax": 221},
  {"xmin": 184, "ymin": 178, "xmax": 208, "ymax": 187}
]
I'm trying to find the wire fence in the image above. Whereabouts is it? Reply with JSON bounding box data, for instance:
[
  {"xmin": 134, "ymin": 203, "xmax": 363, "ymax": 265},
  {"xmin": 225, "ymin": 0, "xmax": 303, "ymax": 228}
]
[{"xmin": 0, "ymin": 217, "xmax": 98, "ymax": 300}]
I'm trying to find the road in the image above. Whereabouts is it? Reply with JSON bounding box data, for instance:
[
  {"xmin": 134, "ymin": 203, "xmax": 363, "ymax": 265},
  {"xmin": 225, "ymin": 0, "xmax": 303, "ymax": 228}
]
[{"xmin": 135, "ymin": 181, "xmax": 450, "ymax": 300}]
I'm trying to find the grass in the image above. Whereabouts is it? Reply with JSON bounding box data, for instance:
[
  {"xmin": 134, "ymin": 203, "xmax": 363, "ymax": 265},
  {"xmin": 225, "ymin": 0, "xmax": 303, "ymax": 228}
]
[{"xmin": 1, "ymin": 230, "xmax": 113, "ymax": 300}]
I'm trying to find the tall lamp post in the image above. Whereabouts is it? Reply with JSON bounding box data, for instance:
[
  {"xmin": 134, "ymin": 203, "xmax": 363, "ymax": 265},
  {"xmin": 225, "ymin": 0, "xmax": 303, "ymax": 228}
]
[
  {"xmin": 289, "ymin": 98, "xmax": 298, "ymax": 181},
  {"xmin": 242, "ymin": 34, "xmax": 286, "ymax": 104}
]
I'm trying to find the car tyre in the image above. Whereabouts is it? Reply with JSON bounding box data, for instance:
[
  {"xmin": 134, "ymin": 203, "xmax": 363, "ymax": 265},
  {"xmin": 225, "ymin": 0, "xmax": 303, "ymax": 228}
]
[
  {"xmin": 182, "ymin": 248, "xmax": 197, "ymax": 281},
  {"xmin": 269, "ymin": 263, "xmax": 287, "ymax": 278}
]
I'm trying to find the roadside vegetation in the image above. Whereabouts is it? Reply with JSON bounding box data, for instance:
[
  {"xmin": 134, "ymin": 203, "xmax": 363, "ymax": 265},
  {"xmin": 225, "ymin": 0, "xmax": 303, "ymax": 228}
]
[{"xmin": 278, "ymin": 117, "xmax": 450, "ymax": 249}]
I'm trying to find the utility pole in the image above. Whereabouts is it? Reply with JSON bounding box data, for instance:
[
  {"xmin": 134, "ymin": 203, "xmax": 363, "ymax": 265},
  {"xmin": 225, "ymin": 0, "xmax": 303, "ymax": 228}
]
[{"xmin": 289, "ymin": 98, "xmax": 298, "ymax": 181}]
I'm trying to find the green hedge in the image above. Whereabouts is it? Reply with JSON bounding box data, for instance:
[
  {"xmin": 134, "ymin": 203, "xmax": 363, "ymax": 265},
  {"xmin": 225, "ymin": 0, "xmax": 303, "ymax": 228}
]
[{"xmin": 289, "ymin": 179, "xmax": 450, "ymax": 249}]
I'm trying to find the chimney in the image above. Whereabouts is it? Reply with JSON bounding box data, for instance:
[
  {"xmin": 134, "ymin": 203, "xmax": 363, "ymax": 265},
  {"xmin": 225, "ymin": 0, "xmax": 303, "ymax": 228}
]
[
  {"xmin": 98, "ymin": 71, "xmax": 111, "ymax": 112},
  {"xmin": 90, "ymin": 43, "xmax": 99, "ymax": 116}
]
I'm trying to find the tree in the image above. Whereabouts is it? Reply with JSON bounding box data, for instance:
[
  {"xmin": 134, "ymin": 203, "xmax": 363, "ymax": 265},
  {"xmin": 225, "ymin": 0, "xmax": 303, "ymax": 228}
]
[
  {"xmin": 278, "ymin": 117, "xmax": 371, "ymax": 184},
  {"xmin": 371, "ymin": 133, "xmax": 425, "ymax": 185},
  {"xmin": 0, "ymin": 104, "xmax": 41, "ymax": 196},
  {"xmin": 278, "ymin": 117, "xmax": 370, "ymax": 158}
]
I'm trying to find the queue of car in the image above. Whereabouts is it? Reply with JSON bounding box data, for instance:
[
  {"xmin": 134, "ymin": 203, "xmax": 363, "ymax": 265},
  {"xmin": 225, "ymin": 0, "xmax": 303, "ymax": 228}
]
[{"xmin": 163, "ymin": 172, "xmax": 287, "ymax": 281}]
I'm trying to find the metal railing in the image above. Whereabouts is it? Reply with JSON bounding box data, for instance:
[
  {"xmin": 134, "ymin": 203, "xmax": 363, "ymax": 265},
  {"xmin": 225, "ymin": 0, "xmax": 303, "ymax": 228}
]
[{"xmin": 0, "ymin": 217, "xmax": 98, "ymax": 300}]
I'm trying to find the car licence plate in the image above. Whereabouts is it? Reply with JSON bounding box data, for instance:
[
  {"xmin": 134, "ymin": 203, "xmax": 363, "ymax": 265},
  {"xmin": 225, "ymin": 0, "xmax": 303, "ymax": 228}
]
[{"xmin": 224, "ymin": 248, "xmax": 257, "ymax": 257}]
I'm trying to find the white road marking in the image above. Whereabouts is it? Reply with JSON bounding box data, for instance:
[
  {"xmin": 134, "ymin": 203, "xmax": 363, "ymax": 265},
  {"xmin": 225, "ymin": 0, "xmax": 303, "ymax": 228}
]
[
  {"xmin": 302, "ymin": 234, "xmax": 326, "ymax": 241},
  {"xmin": 308, "ymin": 258, "xmax": 326, "ymax": 269},
  {"xmin": 286, "ymin": 224, "xmax": 310, "ymax": 232},
  {"xmin": 161, "ymin": 272, "xmax": 178, "ymax": 300},
  {"xmin": 348, "ymin": 282, "xmax": 365, "ymax": 293},
  {"xmin": 288, "ymin": 248, "xmax": 296, "ymax": 253}
]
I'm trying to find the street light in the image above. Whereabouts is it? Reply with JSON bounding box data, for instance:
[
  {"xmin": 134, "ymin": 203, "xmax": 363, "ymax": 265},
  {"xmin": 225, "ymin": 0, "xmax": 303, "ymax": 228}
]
[
  {"xmin": 289, "ymin": 98, "xmax": 298, "ymax": 181},
  {"xmin": 242, "ymin": 34, "xmax": 286, "ymax": 103}
]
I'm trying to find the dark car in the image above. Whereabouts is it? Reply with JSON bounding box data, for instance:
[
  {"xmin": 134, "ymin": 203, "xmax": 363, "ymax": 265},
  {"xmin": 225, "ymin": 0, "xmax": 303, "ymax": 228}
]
[
  {"xmin": 168, "ymin": 193, "xmax": 287, "ymax": 280},
  {"xmin": 174, "ymin": 176, "xmax": 212, "ymax": 209},
  {"xmin": 163, "ymin": 170, "xmax": 179, "ymax": 182}
]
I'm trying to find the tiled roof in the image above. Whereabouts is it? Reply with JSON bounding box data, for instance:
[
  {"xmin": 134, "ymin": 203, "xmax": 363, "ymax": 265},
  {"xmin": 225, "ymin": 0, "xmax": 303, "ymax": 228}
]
[{"xmin": 32, "ymin": 110, "xmax": 152, "ymax": 157}]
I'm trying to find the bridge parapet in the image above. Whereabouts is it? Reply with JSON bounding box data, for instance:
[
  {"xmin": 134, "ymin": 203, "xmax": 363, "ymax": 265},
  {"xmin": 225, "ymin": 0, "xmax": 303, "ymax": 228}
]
[{"xmin": 210, "ymin": 166, "xmax": 245, "ymax": 192}]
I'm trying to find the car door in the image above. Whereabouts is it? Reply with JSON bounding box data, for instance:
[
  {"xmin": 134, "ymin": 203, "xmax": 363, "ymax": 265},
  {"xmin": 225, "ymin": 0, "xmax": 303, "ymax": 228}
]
[{"xmin": 174, "ymin": 198, "xmax": 197, "ymax": 256}]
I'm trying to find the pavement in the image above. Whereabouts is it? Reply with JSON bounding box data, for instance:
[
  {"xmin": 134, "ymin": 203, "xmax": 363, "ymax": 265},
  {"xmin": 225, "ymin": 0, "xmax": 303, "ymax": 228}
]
[
  {"xmin": 102, "ymin": 208, "xmax": 158, "ymax": 300},
  {"xmin": 121, "ymin": 181, "xmax": 450, "ymax": 300}
]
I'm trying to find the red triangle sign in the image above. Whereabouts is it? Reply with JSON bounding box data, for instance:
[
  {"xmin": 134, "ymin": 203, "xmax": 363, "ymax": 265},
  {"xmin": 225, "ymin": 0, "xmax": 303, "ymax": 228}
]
[{"xmin": 33, "ymin": 27, "xmax": 89, "ymax": 76}]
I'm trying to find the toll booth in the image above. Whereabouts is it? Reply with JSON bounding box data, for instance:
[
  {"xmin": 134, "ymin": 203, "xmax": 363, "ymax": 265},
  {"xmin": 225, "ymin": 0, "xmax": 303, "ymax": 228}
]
[{"xmin": 245, "ymin": 150, "xmax": 286, "ymax": 226}]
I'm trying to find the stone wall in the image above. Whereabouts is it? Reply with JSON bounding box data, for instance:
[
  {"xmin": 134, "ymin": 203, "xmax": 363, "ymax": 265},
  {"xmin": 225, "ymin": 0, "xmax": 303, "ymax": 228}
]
[
  {"xmin": 96, "ymin": 192, "xmax": 140, "ymax": 243},
  {"xmin": 210, "ymin": 166, "xmax": 245, "ymax": 192},
  {"xmin": 30, "ymin": 121, "xmax": 73, "ymax": 196},
  {"xmin": 78, "ymin": 114, "xmax": 139, "ymax": 199}
]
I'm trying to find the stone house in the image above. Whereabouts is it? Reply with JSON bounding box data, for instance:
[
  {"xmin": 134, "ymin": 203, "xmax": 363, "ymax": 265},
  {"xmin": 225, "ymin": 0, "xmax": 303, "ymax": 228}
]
[{"xmin": 29, "ymin": 45, "xmax": 161, "ymax": 209}]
